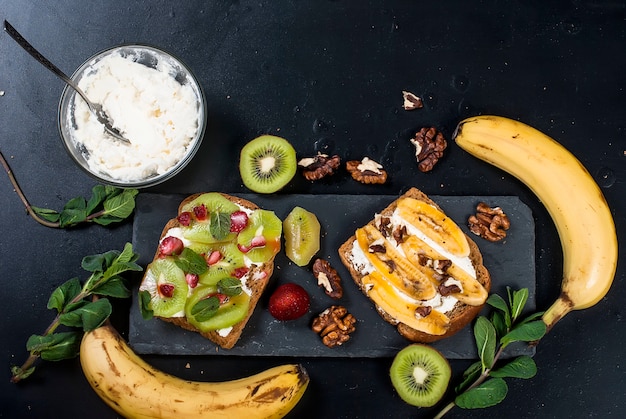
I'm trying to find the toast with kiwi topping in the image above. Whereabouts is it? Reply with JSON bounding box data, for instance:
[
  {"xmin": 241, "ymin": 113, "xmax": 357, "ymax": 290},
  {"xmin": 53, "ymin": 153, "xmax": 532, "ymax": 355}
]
[
  {"xmin": 138, "ymin": 192, "xmax": 282, "ymax": 349},
  {"xmin": 338, "ymin": 187, "xmax": 490, "ymax": 343}
]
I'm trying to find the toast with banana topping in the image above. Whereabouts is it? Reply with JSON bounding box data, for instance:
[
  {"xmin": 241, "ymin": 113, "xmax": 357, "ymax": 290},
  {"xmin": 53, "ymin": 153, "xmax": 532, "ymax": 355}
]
[{"xmin": 338, "ymin": 187, "xmax": 490, "ymax": 343}]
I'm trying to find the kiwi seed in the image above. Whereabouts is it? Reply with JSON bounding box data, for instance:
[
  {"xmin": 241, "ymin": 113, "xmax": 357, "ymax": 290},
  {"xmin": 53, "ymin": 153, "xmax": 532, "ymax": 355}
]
[
  {"xmin": 389, "ymin": 344, "xmax": 451, "ymax": 407},
  {"xmin": 239, "ymin": 135, "xmax": 297, "ymax": 193}
]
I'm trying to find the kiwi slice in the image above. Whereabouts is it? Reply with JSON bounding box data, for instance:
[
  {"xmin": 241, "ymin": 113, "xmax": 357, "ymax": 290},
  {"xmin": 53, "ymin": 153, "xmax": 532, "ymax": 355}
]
[
  {"xmin": 239, "ymin": 135, "xmax": 297, "ymax": 193},
  {"xmin": 389, "ymin": 344, "xmax": 451, "ymax": 407},
  {"xmin": 198, "ymin": 243, "xmax": 246, "ymax": 286},
  {"xmin": 142, "ymin": 258, "xmax": 188, "ymax": 318},
  {"xmin": 283, "ymin": 206, "xmax": 321, "ymax": 266},
  {"xmin": 185, "ymin": 284, "xmax": 251, "ymax": 332},
  {"xmin": 237, "ymin": 209, "xmax": 282, "ymax": 263},
  {"xmin": 181, "ymin": 193, "xmax": 240, "ymax": 244}
]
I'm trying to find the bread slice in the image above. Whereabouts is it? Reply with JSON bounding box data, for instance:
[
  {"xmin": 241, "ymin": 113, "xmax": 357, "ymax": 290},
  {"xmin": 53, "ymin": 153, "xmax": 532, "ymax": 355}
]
[
  {"xmin": 139, "ymin": 193, "xmax": 277, "ymax": 349},
  {"xmin": 338, "ymin": 187, "xmax": 490, "ymax": 343}
]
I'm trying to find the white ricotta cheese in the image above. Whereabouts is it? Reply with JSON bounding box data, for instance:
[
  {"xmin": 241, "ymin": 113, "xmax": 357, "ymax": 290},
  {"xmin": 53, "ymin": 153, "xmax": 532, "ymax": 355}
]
[{"xmin": 71, "ymin": 52, "xmax": 201, "ymax": 182}]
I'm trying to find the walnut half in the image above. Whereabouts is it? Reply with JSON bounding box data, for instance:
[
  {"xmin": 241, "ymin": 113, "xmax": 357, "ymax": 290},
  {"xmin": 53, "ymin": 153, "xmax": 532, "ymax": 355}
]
[
  {"xmin": 346, "ymin": 157, "xmax": 388, "ymax": 184},
  {"xmin": 312, "ymin": 306, "xmax": 356, "ymax": 348},
  {"xmin": 298, "ymin": 153, "xmax": 341, "ymax": 181},
  {"xmin": 468, "ymin": 202, "xmax": 511, "ymax": 242},
  {"xmin": 410, "ymin": 127, "xmax": 447, "ymax": 172},
  {"xmin": 312, "ymin": 258, "xmax": 343, "ymax": 299}
]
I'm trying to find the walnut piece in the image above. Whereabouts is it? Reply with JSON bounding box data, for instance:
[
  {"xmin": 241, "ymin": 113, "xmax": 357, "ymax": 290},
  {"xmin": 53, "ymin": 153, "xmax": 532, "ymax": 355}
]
[
  {"xmin": 298, "ymin": 153, "xmax": 341, "ymax": 181},
  {"xmin": 312, "ymin": 258, "xmax": 343, "ymax": 299},
  {"xmin": 402, "ymin": 90, "xmax": 423, "ymax": 111},
  {"xmin": 312, "ymin": 305, "xmax": 357, "ymax": 348},
  {"xmin": 346, "ymin": 157, "xmax": 388, "ymax": 184},
  {"xmin": 468, "ymin": 202, "xmax": 511, "ymax": 242},
  {"xmin": 410, "ymin": 127, "xmax": 447, "ymax": 172}
]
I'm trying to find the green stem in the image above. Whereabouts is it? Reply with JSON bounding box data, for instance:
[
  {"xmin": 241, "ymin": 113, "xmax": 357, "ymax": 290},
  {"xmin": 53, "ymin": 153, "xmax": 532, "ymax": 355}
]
[{"xmin": 0, "ymin": 149, "xmax": 60, "ymax": 228}]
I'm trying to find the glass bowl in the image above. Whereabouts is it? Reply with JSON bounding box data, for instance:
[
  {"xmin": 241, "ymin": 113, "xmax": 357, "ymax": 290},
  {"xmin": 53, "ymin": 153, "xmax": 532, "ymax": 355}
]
[{"xmin": 58, "ymin": 44, "xmax": 207, "ymax": 188}]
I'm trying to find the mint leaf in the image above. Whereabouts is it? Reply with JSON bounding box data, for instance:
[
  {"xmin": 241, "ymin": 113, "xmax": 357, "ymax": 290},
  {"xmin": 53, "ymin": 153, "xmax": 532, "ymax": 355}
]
[
  {"xmin": 58, "ymin": 298, "xmax": 112, "ymax": 331},
  {"xmin": 455, "ymin": 361, "xmax": 482, "ymax": 393},
  {"xmin": 487, "ymin": 293, "xmax": 511, "ymax": 329},
  {"xmin": 139, "ymin": 290, "xmax": 154, "ymax": 320},
  {"xmin": 501, "ymin": 320, "xmax": 546, "ymax": 347},
  {"xmin": 218, "ymin": 278, "xmax": 243, "ymax": 296},
  {"xmin": 491, "ymin": 355, "xmax": 537, "ymax": 379},
  {"xmin": 59, "ymin": 196, "xmax": 88, "ymax": 227},
  {"xmin": 86, "ymin": 184, "xmax": 108, "ymax": 214},
  {"xmin": 455, "ymin": 377, "xmax": 508, "ymax": 409},
  {"xmin": 31, "ymin": 207, "xmax": 61, "ymax": 222},
  {"xmin": 91, "ymin": 276, "xmax": 131, "ymax": 298},
  {"xmin": 174, "ymin": 248, "xmax": 208, "ymax": 275},
  {"xmin": 191, "ymin": 296, "xmax": 220, "ymax": 322},
  {"xmin": 26, "ymin": 332, "xmax": 81, "ymax": 361},
  {"xmin": 47, "ymin": 277, "xmax": 82, "ymax": 312},
  {"xmin": 474, "ymin": 316, "xmax": 496, "ymax": 372},
  {"xmin": 508, "ymin": 288, "xmax": 529, "ymax": 321},
  {"xmin": 210, "ymin": 211, "xmax": 231, "ymax": 241},
  {"xmin": 101, "ymin": 189, "xmax": 138, "ymax": 220}
]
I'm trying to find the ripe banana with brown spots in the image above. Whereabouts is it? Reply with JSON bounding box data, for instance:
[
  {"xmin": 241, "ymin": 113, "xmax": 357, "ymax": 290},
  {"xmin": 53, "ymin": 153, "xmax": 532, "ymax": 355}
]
[
  {"xmin": 453, "ymin": 115, "xmax": 618, "ymax": 332},
  {"xmin": 80, "ymin": 322, "xmax": 309, "ymax": 418}
]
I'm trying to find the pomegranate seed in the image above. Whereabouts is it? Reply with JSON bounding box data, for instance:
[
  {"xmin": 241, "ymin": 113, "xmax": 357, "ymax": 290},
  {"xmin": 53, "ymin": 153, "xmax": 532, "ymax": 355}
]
[
  {"xmin": 238, "ymin": 236, "xmax": 266, "ymax": 253},
  {"xmin": 177, "ymin": 212, "xmax": 192, "ymax": 226},
  {"xmin": 158, "ymin": 283, "xmax": 175, "ymax": 298},
  {"xmin": 193, "ymin": 204, "xmax": 208, "ymax": 220},
  {"xmin": 185, "ymin": 273, "xmax": 199, "ymax": 288},
  {"xmin": 206, "ymin": 250, "xmax": 223, "ymax": 265},
  {"xmin": 158, "ymin": 236, "xmax": 184, "ymax": 257},
  {"xmin": 230, "ymin": 211, "xmax": 249, "ymax": 233},
  {"xmin": 232, "ymin": 267, "xmax": 249, "ymax": 279}
]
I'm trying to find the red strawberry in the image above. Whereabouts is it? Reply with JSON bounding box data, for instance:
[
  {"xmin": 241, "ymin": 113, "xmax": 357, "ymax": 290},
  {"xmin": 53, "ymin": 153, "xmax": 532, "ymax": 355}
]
[
  {"xmin": 232, "ymin": 267, "xmax": 249, "ymax": 279},
  {"xmin": 230, "ymin": 210, "xmax": 249, "ymax": 233},
  {"xmin": 206, "ymin": 250, "xmax": 222, "ymax": 265},
  {"xmin": 268, "ymin": 283, "xmax": 310, "ymax": 321},
  {"xmin": 158, "ymin": 236, "xmax": 184, "ymax": 257},
  {"xmin": 237, "ymin": 235, "xmax": 266, "ymax": 253}
]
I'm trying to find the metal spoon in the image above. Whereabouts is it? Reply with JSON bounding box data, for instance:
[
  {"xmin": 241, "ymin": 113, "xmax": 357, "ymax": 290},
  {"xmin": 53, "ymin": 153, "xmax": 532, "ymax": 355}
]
[{"xmin": 3, "ymin": 20, "xmax": 130, "ymax": 144}]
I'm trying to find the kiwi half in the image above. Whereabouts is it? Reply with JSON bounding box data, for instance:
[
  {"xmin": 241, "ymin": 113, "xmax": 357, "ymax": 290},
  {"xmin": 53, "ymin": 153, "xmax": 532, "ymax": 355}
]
[
  {"xmin": 389, "ymin": 344, "xmax": 451, "ymax": 407},
  {"xmin": 239, "ymin": 135, "xmax": 297, "ymax": 193},
  {"xmin": 283, "ymin": 206, "xmax": 321, "ymax": 266}
]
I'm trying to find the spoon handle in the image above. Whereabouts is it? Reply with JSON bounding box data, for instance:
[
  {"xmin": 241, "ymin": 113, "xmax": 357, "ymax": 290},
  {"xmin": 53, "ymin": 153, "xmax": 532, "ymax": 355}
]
[{"xmin": 4, "ymin": 20, "xmax": 75, "ymax": 88}]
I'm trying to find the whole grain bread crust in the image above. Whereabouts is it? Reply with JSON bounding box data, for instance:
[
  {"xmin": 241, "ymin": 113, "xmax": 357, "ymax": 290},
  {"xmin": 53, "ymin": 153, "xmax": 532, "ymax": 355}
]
[
  {"xmin": 338, "ymin": 187, "xmax": 491, "ymax": 343},
  {"xmin": 144, "ymin": 193, "xmax": 275, "ymax": 349}
]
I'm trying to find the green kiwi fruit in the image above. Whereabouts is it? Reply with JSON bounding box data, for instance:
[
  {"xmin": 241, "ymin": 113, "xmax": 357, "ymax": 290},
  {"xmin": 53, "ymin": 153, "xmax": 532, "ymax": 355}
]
[
  {"xmin": 389, "ymin": 344, "xmax": 451, "ymax": 407},
  {"xmin": 142, "ymin": 258, "xmax": 189, "ymax": 318},
  {"xmin": 198, "ymin": 243, "xmax": 246, "ymax": 286},
  {"xmin": 237, "ymin": 209, "xmax": 283, "ymax": 263},
  {"xmin": 239, "ymin": 135, "xmax": 297, "ymax": 193},
  {"xmin": 185, "ymin": 284, "xmax": 251, "ymax": 332},
  {"xmin": 181, "ymin": 193, "xmax": 239, "ymax": 244},
  {"xmin": 283, "ymin": 206, "xmax": 321, "ymax": 266}
]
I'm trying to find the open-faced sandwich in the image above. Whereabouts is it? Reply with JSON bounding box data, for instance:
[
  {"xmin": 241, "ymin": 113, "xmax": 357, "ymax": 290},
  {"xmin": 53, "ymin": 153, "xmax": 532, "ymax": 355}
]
[
  {"xmin": 138, "ymin": 192, "xmax": 281, "ymax": 349},
  {"xmin": 339, "ymin": 187, "xmax": 490, "ymax": 343}
]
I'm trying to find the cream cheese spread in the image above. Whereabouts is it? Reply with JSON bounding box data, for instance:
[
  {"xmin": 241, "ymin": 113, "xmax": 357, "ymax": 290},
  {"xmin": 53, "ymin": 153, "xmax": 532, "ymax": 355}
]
[{"xmin": 71, "ymin": 52, "xmax": 201, "ymax": 182}]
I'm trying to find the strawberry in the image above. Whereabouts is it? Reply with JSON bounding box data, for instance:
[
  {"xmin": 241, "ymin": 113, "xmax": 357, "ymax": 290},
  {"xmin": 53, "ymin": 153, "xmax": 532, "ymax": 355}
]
[
  {"xmin": 268, "ymin": 283, "xmax": 310, "ymax": 321},
  {"xmin": 206, "ymin": 250, "xmax": 222, "ymax": 265},
  {"xmin": 158, "ymin": 236, "xmax": 184, "ymax": 257},
  {"xmin": 237, "ymin": 235, "xmax": 266, "ymax": 253},
  {"xmin": 185, "ymin": 273, "xmax": 199, "ymax": 288},
  {"xmin": 230, "ymin": 210, "xmax": 249, "ymax": 233}
]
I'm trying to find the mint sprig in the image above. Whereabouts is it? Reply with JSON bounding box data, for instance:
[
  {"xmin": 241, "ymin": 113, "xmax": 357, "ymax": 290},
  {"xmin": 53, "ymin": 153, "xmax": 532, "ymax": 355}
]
[
  {"xmin": 1, "ymin": 149, "xmax": 137, "ymax": 228},
  {"xmin": 10, "ymin": 243, "xmax": 142, "ymax": 383},
  {"xmin": 434, "ymin": 287, "xmax": 547, "ymax": 418}
]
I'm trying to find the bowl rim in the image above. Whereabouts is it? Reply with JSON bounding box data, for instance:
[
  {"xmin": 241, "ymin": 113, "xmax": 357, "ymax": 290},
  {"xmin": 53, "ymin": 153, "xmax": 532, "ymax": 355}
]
[{"xmin": 58, "ymin": 43, "xmax": 207, "ymax": 189}]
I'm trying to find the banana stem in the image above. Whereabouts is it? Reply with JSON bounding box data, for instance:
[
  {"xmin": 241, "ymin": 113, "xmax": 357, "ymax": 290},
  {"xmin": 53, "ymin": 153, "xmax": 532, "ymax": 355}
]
[{"xmin": 542, "ymin": 293, "xmax": 573, "ymax": 333}]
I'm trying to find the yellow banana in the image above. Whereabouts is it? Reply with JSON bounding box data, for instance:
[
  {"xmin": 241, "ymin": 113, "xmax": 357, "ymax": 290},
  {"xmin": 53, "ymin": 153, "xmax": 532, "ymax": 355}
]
[
  {"xmin": 80, "ymin": 323, "xmax": 309, "ymax": 418},
  {"xmin": 453, "ymin": 115, "xmax": 618, "ymax": 332}
]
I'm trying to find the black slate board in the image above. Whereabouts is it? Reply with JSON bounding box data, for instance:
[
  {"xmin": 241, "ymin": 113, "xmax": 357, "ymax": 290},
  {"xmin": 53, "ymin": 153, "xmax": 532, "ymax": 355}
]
[{"xmin": 129, "ymin": 193, "xmax": 535, "ymax": 359}]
